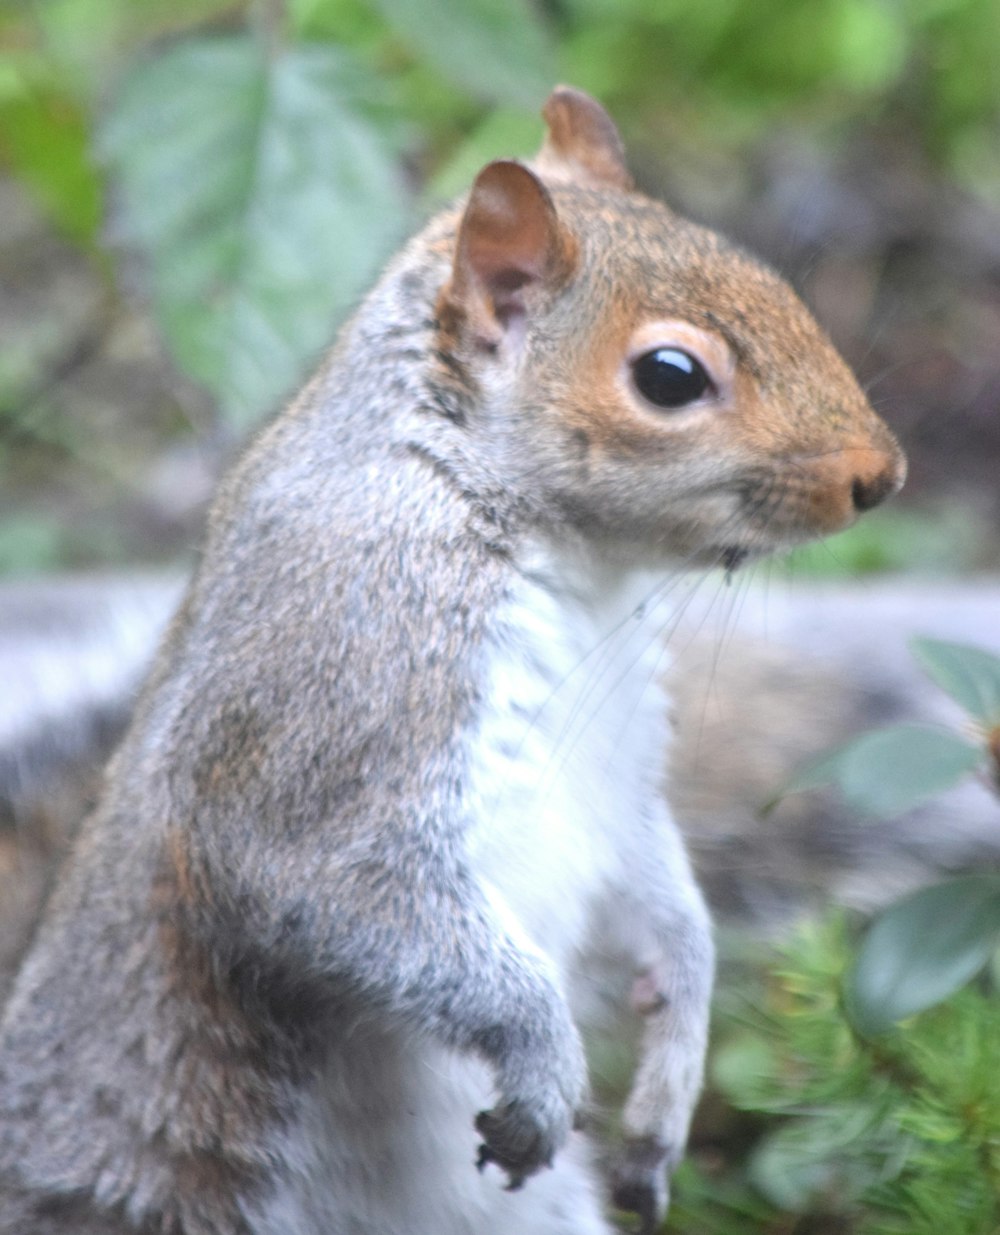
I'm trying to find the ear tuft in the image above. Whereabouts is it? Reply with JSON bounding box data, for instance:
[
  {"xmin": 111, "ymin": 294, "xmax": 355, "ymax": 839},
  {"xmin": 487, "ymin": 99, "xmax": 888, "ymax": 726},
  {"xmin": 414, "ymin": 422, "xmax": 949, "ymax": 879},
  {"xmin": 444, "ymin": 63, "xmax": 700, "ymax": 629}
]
[
  {"xmin": 441, "ymin": 160, "xmax": 573, "ymax": 348},
  {"xmin": 535, "ymin": 85, "xmax": 633, "ymax": 192}
]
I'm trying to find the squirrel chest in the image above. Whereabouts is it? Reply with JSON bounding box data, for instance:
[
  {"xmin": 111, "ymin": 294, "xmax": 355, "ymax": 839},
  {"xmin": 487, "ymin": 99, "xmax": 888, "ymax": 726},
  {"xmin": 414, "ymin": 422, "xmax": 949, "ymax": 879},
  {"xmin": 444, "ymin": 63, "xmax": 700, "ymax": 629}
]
[{"xmin": 464, "ymin": 541, "xmax": 670, "ymax": 966}]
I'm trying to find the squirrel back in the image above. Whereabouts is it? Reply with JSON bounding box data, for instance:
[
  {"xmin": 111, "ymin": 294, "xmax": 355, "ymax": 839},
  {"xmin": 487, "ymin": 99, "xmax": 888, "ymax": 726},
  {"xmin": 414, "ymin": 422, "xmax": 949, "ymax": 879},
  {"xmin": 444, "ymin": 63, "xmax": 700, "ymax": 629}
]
[{"xmin": 0, "ymin": 87, "xmax": 903, "ymax": 1235}]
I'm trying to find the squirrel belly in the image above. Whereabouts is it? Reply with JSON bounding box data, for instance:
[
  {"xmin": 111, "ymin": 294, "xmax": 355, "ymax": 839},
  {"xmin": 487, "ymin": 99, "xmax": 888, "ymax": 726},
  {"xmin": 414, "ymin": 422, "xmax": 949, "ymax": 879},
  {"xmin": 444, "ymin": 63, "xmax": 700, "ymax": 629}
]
[{"xmin": 247, "ymin": 1027, "xmax": 610, "ymax": 1235}]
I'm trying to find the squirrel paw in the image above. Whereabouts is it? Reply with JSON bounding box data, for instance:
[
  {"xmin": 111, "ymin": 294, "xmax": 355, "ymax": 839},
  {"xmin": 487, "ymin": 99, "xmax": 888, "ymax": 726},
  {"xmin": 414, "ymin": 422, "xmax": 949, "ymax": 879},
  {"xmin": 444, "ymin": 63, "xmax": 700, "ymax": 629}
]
[
  {"xmin": 474, "ymin": 1097, "xmax": 572, "ymax": 1190},
  {"xmin": 610, "ymin": 1137, "xmax": 675, "ymax": 1235}
]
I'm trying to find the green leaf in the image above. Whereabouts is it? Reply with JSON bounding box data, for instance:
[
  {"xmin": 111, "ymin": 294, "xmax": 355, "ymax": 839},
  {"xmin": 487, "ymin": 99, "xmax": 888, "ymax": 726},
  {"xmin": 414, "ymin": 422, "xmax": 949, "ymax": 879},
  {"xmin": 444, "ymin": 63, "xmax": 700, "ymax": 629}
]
[
  {"xmin": 762, "ymin": 742, "xmax": 854, "ymax": 813},
  {"xmin": 775, "ymin": 723, "xmax": 983, "ymax": 819},
  {"xmin": 424, "ymin": 106, "xmax": 539, "ymax": 205},
  {"xmin": 371, "ymin": 0, "xmax": 555, "ymax": 106},
  {"xmin": 836, "ymin": 724, "xmax": 983, "ymax": 817},
  {"xmin": 911, "ymin": 636, "xmax": 1000, "ymax": 726},
  {"xmin": 830, "ymin": 0, "xmax": 907, "ymax": 92},
  {"xmin": 0, "ymin": 81, "xmax": 102, "ymax": 246},
  {"xmin": 847, "ymin": 875, "xmax": 1000, "ymax": 1036},
  {"xmin": 102, "ymin": 36, "xmax": 407, "ymax": 429},
  {"xmin": 288, "ymin": 0, "xmax": 384, "ymax": 44}
]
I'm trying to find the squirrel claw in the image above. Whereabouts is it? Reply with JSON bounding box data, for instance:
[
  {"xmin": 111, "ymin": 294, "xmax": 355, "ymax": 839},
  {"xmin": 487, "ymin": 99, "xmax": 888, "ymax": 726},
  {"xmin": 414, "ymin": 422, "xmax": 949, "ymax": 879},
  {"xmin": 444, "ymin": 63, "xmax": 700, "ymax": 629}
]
[
  {"xmin": 474, "ymin": 1102, "xmax": 562, "ymax": 1190},
  {"xmin": 610, "ymin": 1137, "xmax": 673, "ymax": 1235},
  {"xmin": 474, "ymin": 1142, "xmax": 529, "ymax": 1190}
]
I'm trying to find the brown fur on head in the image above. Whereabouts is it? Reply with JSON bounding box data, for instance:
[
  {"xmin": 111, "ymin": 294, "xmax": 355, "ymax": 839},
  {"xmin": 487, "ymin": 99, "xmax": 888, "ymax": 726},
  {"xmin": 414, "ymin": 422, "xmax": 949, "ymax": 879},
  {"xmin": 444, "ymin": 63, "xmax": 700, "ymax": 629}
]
[{"xmin": 436, "ymin": 87, "xmax": 905, "ymax": 562}]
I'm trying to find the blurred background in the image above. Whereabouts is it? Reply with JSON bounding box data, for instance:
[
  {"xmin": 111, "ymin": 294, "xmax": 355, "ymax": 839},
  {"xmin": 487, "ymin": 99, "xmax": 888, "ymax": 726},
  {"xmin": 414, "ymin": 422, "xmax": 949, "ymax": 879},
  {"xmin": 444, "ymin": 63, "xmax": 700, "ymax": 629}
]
[
  {"xmin": 2, "ymin": 3, "xmax": 1000, "ymax": 1232},
  {"xmin": 1, "ymin": 0, "xmax": 998, "ymax": 579}
]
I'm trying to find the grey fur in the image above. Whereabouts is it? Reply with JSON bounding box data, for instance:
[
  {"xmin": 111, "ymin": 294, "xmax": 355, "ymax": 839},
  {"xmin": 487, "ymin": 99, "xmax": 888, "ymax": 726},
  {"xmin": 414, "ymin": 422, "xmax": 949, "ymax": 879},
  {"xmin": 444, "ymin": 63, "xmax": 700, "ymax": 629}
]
[{"xmin": 0, "ymin": 101, "xmax": 905, "ymax": 1233}]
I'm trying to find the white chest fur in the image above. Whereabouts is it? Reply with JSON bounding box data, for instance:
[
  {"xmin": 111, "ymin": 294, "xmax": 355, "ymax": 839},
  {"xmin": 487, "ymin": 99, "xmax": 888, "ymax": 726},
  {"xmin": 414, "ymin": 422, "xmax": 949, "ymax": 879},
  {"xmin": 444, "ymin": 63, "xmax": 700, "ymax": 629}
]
[
  {"xmin": 463, "ymin": 540, "xmax": 674, "ymax": 976},
  {"xmin": 253, "ymin": 542, "xmax": 695, "ymax": 1235}
]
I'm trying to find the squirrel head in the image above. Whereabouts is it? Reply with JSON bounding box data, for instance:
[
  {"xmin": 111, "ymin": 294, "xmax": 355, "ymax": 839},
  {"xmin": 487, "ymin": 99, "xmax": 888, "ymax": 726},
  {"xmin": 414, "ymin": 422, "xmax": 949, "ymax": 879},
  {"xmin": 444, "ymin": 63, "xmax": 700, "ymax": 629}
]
[{"xmin": 434, "ymin": 87, "xmax": 906, "ymax": 564}]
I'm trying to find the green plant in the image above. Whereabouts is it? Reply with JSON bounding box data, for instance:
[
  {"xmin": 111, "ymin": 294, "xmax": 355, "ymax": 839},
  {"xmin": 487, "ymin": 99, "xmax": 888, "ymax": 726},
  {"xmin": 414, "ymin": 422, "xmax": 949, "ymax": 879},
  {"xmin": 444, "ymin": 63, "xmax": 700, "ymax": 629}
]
[
  {"xmin": 774, "ymin": 636, "xmax": 1000, "ymax": 1037},
  {"xmin": 655, "ymin": 631, "xmax": 1000, "ymax": 1233},
  {"xmin": 665, "ymin": 916, "xmax": 1000, "ymax": 1234},
  {"xmin": 2, "ymin": 0, "xmax": 998, "ymax": 574},
  {"xmin": 779, "ymin": 504, "xmax": 988, "ymax": 578},
  {"xmin": 3, "ymin": 0, "xmax": 1000, "ymax": 435}
]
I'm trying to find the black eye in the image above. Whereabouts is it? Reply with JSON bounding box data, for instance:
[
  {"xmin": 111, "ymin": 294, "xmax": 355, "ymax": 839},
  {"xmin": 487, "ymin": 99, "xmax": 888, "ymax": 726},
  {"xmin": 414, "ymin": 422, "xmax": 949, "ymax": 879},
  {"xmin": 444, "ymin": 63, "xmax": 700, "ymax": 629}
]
[{"xmin": 632, "ymin": 348, "xmax": 711, "ymax": 409}]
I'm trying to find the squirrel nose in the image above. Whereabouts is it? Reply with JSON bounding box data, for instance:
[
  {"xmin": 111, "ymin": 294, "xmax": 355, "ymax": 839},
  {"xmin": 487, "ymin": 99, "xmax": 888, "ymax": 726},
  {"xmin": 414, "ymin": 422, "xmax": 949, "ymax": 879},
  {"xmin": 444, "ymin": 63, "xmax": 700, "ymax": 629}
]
[
  {"xmin": 806, "ymin": 444, "xmax": 906, "ymax": 534},
  {"xmin": 851, "ymin": 469, "xmax": 900, "ymax": 513}
]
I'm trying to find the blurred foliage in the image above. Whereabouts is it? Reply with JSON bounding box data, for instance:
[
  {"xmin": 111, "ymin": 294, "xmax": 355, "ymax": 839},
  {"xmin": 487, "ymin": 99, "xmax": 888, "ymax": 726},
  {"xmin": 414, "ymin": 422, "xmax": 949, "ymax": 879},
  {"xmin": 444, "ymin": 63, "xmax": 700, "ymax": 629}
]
[
  {"xmin": 780, "ymin": 503, "xmax": 989, "ymax": 578},
  {"xmin": 847, "ymin": 873, "xmax": 1000, "ymax": 1036},
  {"xmin": 665, "ymin": 915, "xmax": 1000, "ymax": 1234},
  {"xmin": 2, "ymin": 5, "xmax": 999, "ymax": 1227},
  {"xmin": 2, "ymin": 0, "xmax": 999, "ymax": 430},
  {"xmin": 689, "ymin": 637, "xmax": 1000, "ymax": 1233},
  {"xmin": 101, "ymin": 35, "xmax": 408, "ymax": 427},
  {"xmin": 774, "ymin": 636, "xmax": 1000, "ymax": 1037}
]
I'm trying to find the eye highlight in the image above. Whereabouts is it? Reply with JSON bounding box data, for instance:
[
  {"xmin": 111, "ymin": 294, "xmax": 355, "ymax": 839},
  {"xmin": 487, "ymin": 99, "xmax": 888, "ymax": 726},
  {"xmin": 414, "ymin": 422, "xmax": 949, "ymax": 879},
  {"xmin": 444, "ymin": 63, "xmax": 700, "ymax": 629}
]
[{"xmin": 631, "ymin": 348, "xmax": 712, "ymax": 409}]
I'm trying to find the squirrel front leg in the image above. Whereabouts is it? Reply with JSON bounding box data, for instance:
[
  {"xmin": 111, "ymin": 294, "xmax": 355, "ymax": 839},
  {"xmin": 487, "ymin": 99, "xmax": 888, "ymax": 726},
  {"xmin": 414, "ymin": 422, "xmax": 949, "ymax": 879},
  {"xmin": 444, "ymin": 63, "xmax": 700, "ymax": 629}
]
[
  {"xmin": 603, "ymin": 820, "xmax": 715, "ymax": 1233},
  {"xmin": 180, "ymin": 822, "xmax": 587, "ymax": 1189},
  {"xmin": 456, "ymin": 899, "xmax": 590, "ymax": 1189}
]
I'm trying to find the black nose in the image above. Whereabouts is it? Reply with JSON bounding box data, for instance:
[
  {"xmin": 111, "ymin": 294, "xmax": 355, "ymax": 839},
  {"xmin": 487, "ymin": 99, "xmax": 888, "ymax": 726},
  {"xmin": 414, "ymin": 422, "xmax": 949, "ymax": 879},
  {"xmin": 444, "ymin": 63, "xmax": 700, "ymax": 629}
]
[{"xmin": 851, "ymin": 470, "xmax": 898, "ymax": 513}]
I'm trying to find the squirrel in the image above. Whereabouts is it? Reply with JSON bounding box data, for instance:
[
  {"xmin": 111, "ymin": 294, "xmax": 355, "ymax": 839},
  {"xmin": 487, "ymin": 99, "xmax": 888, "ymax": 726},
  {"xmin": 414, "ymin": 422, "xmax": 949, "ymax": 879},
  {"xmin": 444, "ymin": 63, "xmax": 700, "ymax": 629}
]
[{"xmin": 0, "ymin": 86, "xmax": 905, "ymax": 1235}]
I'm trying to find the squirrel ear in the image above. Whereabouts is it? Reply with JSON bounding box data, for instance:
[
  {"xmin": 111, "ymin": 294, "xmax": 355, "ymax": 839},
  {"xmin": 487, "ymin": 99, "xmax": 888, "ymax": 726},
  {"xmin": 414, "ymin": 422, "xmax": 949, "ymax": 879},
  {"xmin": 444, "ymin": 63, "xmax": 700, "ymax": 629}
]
[
  {"xmin": 534, "ymin": 85, "xmax": 633, "ymax": 192},
  {"xmin": 442, "ymin": 159, "xmax": 574, "ymax": 348}
]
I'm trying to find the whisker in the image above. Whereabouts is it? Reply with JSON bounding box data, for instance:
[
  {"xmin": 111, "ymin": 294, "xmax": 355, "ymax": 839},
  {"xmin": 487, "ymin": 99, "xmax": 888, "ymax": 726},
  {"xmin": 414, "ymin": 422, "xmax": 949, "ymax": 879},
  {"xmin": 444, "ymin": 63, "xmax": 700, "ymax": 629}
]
[{"xmin": 520, "ymin": 511, "xmax": 759, "ymax": 804}]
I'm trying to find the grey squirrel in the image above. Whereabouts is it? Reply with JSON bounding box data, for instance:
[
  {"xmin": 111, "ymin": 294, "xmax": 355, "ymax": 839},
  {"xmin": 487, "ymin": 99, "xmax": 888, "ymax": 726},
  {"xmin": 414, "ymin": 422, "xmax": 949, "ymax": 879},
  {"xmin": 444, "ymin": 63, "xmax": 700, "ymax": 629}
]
[{"xmin": 0, "ymin": 87, "xmax": 904, "ymax": 1234}]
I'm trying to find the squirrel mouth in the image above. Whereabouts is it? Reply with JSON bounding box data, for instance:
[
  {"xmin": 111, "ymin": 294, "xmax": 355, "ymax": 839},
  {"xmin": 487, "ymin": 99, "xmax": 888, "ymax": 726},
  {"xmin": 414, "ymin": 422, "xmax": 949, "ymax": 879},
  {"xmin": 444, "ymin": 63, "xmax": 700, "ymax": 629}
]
[{"xmin": 720, "ymin": 545, "xmax": 749, "ymax": 574}]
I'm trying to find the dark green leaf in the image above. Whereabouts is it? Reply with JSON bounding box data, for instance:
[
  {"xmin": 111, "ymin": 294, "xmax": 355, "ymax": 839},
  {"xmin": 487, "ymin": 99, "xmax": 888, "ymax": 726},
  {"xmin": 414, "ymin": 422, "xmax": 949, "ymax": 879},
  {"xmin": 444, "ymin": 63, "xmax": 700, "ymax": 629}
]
[
  {"xmin": 372, "ymin": 0, "xmax": 555, "ymax": 106},
  {"xmin": 835, "ymin": 724, "xmax": 983, "ymax": 817},
  {"xmin": 762, "ymin": 743, "xmax": 852, "ymax": 813},
  {"xmin": 769, "ymin": 723, "xmax": 983, "ymax": 818},
  {"xmin": 102, "ymin": 36, "xmax": 407, "ymax": 428},
  {"xmin": 911, "ymin": 636, "xmax": 1000, "ymax": 726},
  {"xmin": 847, "ymin": 875, "xmax": 1000, "ymax": 1036}
]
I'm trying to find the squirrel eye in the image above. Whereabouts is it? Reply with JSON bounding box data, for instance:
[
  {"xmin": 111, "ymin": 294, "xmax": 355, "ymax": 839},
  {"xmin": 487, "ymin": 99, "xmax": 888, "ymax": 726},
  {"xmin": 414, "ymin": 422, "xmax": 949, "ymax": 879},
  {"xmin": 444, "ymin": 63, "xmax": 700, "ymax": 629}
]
[{"xmin": 631, "ymin": 348, "xmax": 712, "ymax": 409}]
